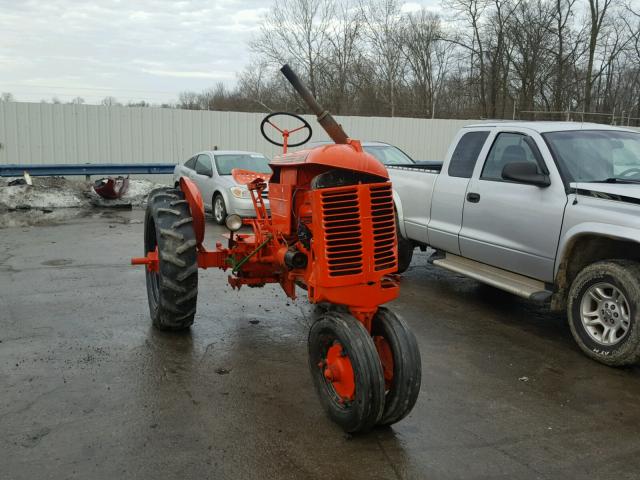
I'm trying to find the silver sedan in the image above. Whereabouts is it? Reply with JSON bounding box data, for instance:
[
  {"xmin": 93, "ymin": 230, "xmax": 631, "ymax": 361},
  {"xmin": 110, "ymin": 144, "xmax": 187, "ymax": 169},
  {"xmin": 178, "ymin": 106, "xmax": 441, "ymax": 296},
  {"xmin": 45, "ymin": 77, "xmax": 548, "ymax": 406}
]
[{"xmin": 173, "ymin": 150, "xmax": 271, "ymax": 224}]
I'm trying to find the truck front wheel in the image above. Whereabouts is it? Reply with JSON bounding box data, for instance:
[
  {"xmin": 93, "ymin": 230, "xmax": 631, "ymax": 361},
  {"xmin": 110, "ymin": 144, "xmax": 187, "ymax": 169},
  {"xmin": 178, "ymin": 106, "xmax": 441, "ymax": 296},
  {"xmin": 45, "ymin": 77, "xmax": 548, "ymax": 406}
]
[{"xmin": 567, "ymin": 260, "xmax": 640, "ymax": 366}]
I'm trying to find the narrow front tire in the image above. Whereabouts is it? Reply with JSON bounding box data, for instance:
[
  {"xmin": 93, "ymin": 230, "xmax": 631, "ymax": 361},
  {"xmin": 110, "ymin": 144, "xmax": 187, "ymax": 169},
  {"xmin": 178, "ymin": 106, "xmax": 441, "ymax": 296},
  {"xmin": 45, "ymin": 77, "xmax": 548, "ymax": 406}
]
[{"xmin": 308, "ymin": 310, "xmax": 385, "ymax": 433}]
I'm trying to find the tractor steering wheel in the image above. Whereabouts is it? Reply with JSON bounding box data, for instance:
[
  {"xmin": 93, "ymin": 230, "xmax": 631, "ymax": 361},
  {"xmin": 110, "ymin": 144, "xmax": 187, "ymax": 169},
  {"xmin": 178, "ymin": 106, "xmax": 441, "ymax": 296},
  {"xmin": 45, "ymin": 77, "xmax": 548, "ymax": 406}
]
[{"xmin": 260, "ymin": 112, "xmax": 312, "ymax": 148}]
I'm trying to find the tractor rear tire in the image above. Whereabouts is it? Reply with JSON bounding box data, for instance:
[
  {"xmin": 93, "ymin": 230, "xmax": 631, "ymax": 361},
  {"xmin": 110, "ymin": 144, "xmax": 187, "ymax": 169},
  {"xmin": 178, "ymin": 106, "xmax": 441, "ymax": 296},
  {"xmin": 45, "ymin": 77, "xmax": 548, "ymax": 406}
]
[
  {"xmin": 308, "ymin": 310, "xmax": 385, "ymax": 433},
  {"xmin": 144, "ymin": 187, "xmax": 198, "ymax": 331},
  {"xmin": 372, "ymin": 307, "xmax": 421, "ymax": 426}
]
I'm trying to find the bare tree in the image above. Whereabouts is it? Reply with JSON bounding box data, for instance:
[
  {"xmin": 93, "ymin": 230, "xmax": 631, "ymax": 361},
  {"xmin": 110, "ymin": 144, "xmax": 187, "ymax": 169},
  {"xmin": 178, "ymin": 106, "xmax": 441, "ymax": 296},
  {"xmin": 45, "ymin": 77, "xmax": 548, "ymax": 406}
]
[
  {"xmin": 401, "ymin": 9, "xmax": 449, "ymax": 117},
  {"xmin": 0, "ymin": 92, "xmax": 14, "ymax": 103},
  {"xmin": 323, "ymin": 0, "xmax": 362, "ymax": 113},
  {"xmin": 250, "ymin": 0, "xmax": 334, "ymax": 98},
  {"xmin": 549, "ymin": 0, "xmax": 580, "ymax": 112},
  {"xmin": 359, "ymin": 0, "xmax": 405, "ymax": 116},
  {"xmin": 101, "ymin": 96, "xmax": 120, "ymax": 107},
  {"xmin": 584, "ymin": 0, "xmax": 615, "ymax": 113},
  {"xmin": 445, "ymin": 0, "xmax": 489, "ymax": 117}
]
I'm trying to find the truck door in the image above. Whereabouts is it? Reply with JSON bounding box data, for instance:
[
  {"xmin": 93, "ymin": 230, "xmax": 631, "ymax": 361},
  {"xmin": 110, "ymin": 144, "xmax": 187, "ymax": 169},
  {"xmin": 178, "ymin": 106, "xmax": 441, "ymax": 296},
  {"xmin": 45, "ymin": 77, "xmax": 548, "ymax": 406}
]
[
  {"xmin": 459, "ymin": 131, "xmax": 567, "ymax": 282},
  {"xmin": 428, "ymin": 129, "xmax": 490, "ymax": 254}
]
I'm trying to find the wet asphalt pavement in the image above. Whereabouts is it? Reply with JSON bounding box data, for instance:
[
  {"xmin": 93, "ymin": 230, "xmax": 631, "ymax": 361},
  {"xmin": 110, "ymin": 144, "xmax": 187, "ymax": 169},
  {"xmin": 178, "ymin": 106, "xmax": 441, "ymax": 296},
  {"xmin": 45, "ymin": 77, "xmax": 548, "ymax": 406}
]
[{"xmin": 1, "ymin": 209, "xmax": 640, "ymax": 480}]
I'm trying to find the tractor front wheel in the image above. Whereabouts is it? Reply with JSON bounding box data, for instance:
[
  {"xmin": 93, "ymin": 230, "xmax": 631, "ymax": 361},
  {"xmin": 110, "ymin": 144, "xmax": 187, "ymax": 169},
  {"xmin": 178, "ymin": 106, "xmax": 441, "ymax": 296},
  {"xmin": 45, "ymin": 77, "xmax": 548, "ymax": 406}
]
[
  {"xmin": 308, "ymin": 310, "xmax": 385, "ymax": 433},
  {"xmin": 144, "ymin": 187, "xmax": 198, "ymax": 331},
  {"xmin": 372, "ymin": 307, "xmax": 421, "ymax": 426}
]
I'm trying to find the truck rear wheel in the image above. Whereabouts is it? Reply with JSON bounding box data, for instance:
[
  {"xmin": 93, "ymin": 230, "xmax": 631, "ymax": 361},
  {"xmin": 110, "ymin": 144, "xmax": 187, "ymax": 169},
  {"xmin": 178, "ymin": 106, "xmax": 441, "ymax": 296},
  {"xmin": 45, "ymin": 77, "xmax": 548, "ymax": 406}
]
[
  {"xmin": 308, "ymin": 310, "xmax": 385, "ymax": 433},
  {"xmin": 567, "ymin": 260, "xmax": 640, "ymax": 366},
  {"xmin": 144, "ymin": 187, "xmax": 198, "ymax": 331},
  {"xmin": 397, "ymin": 232, "xmax": 414, "ymax": 274}
]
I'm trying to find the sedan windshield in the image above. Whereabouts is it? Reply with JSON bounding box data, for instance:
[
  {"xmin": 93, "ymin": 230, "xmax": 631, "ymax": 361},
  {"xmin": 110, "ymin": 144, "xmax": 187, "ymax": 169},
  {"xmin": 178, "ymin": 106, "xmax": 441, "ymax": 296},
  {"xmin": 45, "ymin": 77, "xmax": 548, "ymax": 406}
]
[
  {"xmin": 214, "ymin": 154, "xmax": 271, "ymax": 175},
  {"xmin": 543, "ymin": 130, "xmax": 640, "ymax": 182},
  {"xmin": 363, "ymin": 145, "xmax": 415, "ymax": 165}
]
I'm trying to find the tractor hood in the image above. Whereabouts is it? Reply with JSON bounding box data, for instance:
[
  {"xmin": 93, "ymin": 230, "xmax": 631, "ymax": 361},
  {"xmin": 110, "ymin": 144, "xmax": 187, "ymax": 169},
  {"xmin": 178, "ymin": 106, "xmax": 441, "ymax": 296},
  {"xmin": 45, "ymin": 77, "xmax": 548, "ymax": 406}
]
[{"xmin": 270, "ymin": 143, "xmax": 389, "ymax": 180}]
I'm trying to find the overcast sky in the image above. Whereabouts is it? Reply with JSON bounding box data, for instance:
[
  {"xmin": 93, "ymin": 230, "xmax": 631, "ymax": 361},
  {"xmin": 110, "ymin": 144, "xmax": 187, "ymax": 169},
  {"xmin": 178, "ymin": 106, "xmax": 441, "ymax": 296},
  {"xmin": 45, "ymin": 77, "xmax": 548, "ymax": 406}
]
[{"xmin": 0, "ymin": 0, "xmax": 438, "ymax": 104}]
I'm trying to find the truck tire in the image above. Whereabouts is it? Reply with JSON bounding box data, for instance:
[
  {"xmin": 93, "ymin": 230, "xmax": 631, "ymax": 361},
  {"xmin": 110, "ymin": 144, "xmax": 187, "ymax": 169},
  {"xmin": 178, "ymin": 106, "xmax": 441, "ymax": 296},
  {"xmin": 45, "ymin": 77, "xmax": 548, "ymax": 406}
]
[
  {"xmin": 567, "ymin": 260, "xmax": 640, "ymax": 366},
  {"xmin": 144, "ymin": 187, "xmax": 198, "ymax": 331},
  {"xmin": 396, "ymin": 232, "xmax": 414, "ymax": 274}
]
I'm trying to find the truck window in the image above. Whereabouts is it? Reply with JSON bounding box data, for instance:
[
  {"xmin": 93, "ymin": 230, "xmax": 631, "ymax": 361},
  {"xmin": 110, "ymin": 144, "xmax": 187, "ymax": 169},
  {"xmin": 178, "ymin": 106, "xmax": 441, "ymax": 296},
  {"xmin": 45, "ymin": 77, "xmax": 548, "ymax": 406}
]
[
  {"xmin": 448, "ymin": 131, "xmax": 489, "ymax": 178},
  {"xmin": 481, "ymin": 132, "xmax": 543, "ymax": 181}
]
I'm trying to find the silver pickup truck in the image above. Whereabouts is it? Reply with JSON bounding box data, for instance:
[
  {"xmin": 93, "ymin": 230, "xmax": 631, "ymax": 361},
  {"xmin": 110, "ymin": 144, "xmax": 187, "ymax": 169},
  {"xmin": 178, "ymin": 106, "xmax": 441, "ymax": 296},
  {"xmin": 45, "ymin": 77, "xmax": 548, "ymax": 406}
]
[{"xmin": 391, "ymin": 121, "xmax": 640, "ymax": 366}]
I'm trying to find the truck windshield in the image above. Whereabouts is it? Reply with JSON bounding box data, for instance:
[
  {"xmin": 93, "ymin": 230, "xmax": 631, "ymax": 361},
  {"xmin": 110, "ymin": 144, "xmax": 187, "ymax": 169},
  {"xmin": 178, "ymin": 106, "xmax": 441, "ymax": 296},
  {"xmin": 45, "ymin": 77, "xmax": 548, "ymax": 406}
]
[
  {"xmin": 363, "ymin": 145, "xmax": 415, "ymax": 165},
  {"xmin": 214, "ymin": 154, "xmax": 271, "ymax": 175},
  {"xmin": 543, "ymin": 130, "xmax": 640, "ymax": 182}
]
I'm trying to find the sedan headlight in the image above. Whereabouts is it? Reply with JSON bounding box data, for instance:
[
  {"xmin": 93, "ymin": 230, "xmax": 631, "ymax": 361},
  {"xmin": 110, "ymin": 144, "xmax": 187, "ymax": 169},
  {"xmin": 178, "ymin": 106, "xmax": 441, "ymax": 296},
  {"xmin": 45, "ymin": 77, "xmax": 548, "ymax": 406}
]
[{"xmin": 230, "ymin": 186, "xmax": 251, "ymax": 199}]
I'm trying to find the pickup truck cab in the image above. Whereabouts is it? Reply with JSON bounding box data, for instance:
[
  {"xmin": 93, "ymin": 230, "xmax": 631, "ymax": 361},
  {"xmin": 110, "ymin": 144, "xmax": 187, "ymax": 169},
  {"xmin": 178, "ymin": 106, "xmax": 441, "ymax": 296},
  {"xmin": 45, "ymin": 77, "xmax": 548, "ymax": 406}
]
[{"xmin": 391, "ymin": 122, "xmax": 640, "ymax": 366}]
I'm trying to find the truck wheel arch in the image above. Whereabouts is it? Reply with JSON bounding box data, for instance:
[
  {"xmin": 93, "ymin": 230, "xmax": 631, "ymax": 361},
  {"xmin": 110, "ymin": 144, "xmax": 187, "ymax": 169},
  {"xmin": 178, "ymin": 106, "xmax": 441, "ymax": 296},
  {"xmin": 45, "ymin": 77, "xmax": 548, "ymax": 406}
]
[
  {"xmin": 553, "ymin": 231, "xmax": 640, "ymax": 311},
  {"xmin": 392, "ymin": 190, "xmax": 408, "ymax": 239}
]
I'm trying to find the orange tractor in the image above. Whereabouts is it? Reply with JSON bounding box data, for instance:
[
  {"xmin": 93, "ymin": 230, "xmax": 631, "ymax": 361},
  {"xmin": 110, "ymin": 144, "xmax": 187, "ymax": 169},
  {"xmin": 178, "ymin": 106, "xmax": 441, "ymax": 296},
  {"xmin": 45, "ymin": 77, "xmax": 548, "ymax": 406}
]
[{"xmin": 132, "ymin": 65, "xmax": 421, "ymax": 433}]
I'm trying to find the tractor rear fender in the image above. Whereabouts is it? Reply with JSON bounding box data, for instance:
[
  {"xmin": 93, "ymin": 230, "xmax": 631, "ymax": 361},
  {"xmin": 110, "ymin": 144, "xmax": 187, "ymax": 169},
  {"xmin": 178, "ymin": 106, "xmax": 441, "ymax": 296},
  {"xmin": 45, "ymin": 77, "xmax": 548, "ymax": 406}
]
[{"xmin": 179, "ymin": 177, "xmax": 205, "ymax": 246}]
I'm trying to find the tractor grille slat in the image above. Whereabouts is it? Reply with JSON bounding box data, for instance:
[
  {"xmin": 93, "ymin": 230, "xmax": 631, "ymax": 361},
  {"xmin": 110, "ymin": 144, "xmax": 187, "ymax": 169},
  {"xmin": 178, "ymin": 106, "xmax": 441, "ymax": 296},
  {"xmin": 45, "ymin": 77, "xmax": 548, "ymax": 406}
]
[
  {"xmin": 370, "ymin": 184, "xmax": 397, "ymax": 271},
  {"xmin": 319, "ymin": 183, "xmax": 396, "ymax": 277},
  {"xmin": 321, "ymin": 187, "xmax": 363, "ymax": 277}
]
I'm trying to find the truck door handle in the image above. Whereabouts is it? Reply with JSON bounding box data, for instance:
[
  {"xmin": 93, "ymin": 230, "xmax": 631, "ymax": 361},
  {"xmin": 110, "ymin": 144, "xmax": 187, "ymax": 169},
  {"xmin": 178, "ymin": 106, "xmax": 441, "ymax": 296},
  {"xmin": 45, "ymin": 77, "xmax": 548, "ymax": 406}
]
[{"xmin": 466, "ymin": 192, "xmax": 480, "ymax": 203}]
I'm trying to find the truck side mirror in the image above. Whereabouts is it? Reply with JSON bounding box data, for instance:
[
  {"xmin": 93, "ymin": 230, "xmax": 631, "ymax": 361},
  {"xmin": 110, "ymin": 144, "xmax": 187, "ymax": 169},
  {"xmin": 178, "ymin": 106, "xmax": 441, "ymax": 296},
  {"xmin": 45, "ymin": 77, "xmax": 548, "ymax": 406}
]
[{"xmin": 502, "ymin": 162, "xmax": 550, "ymax": 187}]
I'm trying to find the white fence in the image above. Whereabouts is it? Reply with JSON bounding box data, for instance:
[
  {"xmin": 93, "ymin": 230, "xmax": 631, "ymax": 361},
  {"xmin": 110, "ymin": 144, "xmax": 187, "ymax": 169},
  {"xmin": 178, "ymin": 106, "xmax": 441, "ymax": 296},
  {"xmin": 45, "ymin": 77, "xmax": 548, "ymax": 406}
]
[{"xmin": 0, "ymin": 102, "xmax": 474, "ymax": 166}]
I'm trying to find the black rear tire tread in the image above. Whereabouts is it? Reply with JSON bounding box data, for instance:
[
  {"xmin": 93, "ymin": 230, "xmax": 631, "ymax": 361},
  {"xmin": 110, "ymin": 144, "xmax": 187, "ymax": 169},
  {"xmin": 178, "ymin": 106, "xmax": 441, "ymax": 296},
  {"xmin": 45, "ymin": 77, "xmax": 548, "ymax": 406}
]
[{"xmin": 144, "ymin": 187, "xmax": 198, "ymax": 331}]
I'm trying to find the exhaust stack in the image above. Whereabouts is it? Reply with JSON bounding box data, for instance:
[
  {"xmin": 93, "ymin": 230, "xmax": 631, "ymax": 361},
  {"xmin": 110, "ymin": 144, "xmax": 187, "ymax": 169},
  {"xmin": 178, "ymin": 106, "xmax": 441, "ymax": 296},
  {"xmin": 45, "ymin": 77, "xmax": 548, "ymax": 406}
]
[{"xmin": 280, "ymin": 64, "xmax": 349, "ymax": 145}]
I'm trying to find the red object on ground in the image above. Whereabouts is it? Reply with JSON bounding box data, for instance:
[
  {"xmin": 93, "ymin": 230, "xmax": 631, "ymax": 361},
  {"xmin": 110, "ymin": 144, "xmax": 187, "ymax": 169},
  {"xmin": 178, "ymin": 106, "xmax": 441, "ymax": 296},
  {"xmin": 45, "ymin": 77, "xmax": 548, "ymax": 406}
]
[{"xmin": 93, "ymin": 176, "xmax": 129, "ymax": 199}]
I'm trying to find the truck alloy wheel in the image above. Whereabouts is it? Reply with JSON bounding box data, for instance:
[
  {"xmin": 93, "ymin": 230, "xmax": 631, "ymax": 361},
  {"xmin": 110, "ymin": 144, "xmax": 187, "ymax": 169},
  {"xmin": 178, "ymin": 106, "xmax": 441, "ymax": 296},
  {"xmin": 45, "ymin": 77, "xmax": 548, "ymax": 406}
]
[
  {"xmin": 308, "ymin": 311, "xmax": 385, "ymax": 433},
  {"xmin": 568, "ymin": 260, "xmax": 640, "ymax": 366},
  {"xmin": 579, "ymin": 282, "xmax": 630, "ymax": 346}
]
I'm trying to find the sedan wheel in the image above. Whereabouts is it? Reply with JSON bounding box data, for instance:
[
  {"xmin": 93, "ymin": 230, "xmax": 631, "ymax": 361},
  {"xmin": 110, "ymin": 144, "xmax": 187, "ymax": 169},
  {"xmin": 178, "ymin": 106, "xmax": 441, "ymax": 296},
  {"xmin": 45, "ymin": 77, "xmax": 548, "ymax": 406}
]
[{"xmin": 213, "ymin": 195, "xmax": 226, "ymax": 225}]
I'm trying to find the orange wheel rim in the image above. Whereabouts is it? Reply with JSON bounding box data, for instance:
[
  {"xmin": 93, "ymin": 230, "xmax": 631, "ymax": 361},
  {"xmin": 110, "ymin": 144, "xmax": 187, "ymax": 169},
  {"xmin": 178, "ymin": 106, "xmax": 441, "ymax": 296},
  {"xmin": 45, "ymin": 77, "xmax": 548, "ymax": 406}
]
[
  {"xmin": 322, "ymin": 342, "xmax": 355, "ymax": 402},
  {"xmin": 374, "ymin": 336, "xmax": 394, "ymax": 389}
]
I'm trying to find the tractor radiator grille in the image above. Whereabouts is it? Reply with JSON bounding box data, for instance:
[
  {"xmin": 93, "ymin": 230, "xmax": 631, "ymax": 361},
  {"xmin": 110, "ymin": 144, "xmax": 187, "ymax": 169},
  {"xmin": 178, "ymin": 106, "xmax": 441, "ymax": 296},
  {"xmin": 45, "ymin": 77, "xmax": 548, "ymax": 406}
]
[
  {"xmin": 369, "ymin": 184, "xmax": 397, "ymax": 271},
  {"xmin": 320, "ymin": 188, "xmax": 363, "ymax": 277},
  {"xmin": 319, "ymin": 183, "xmax": 397, "ymax": 277}
]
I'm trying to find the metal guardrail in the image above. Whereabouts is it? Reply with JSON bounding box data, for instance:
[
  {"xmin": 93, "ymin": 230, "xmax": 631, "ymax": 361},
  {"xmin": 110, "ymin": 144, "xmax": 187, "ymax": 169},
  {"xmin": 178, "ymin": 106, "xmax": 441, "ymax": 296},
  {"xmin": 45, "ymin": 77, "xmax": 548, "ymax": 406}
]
[{"xmin": 0, "ymin": 163, "xmax": 176, "ymax": 177}]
